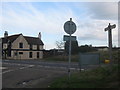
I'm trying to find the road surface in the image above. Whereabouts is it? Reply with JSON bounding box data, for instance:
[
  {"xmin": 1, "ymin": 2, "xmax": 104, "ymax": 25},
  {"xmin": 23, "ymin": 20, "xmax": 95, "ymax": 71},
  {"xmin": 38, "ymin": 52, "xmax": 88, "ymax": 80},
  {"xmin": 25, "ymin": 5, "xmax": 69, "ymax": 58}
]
[{"xmin": 2, "ymin": 59, "xmax": 81, "ymax": 88}]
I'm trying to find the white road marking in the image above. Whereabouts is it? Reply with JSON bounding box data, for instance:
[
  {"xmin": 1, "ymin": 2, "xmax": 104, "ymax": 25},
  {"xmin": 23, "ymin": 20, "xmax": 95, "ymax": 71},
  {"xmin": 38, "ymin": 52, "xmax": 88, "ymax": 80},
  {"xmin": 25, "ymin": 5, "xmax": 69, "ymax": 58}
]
[
  {"xmin": 1, "ymin": 62, "xmax": 82, "ymax": 74},
  {"xmin": 28, "ymin": 65, "xmax": 34, "ymax": 67},
  {"xmin": 19, "ymin": 65, "xmax": 34, "ymax": 70},
  {"xmin": 0, "ymin": 67, "xmax": 7, "ymax": 70},
  {"xmin": 19, "ymin": 67, "xmax": 26, "ymax": 70},
  {"xmin": 4, "ymin": 60, "xmax": 10, "ymax": 62},
  {"xmin": 2, "ymin": 70, "xmax": 14, "ymax": 74},
  {"xmin": 36, "ymin": 65, "xmax": 81, "ymax": 71},
  {"xmin": 76, "ymin": 68, "xmax": 85, "ymax": 71},
  {"xmin": 1, "ymin": 63, "xmax": 35, "ymax": 74}
]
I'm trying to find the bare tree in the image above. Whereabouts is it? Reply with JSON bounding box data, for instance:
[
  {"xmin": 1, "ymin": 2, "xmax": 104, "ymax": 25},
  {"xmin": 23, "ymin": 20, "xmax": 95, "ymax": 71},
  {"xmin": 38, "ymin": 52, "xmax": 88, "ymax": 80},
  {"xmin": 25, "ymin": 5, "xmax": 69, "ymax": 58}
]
[{"xmin": 56, "ymin": 40, "xmax": 64, "ymax": 50}]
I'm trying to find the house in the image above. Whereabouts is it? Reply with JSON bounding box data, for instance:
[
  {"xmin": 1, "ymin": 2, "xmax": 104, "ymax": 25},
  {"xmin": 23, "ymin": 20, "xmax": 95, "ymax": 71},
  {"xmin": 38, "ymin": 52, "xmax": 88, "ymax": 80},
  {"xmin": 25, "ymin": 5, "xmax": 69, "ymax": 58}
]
[{"xmin": 1, "ymin": 31, "xmax": 44, "ymax": 60}]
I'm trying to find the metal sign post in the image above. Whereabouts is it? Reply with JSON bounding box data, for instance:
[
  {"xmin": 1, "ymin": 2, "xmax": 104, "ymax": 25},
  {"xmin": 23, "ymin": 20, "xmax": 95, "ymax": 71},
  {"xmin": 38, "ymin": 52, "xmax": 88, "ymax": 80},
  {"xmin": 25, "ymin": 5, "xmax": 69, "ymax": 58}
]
[
  {"xmin": 104, "ymin": 23, "xmax": 116, "ymax": 65},
  {"xmin": 68, "ymin": 18, "xmax": 72, "ymax": 80},
  {"xmin": 63, "ymin": 18, "xmax": 77, "ymax": 81}
]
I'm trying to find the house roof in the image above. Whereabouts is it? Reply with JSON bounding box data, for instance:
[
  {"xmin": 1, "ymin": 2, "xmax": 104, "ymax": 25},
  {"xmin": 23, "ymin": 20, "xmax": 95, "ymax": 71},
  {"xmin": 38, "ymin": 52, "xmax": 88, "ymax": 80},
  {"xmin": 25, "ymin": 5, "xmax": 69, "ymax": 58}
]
[
  {"xmin": 2, "ymin": 34, "xmax": 44, "ymax": 45},
  {"xmin": 2, "ymin": 34, "xmax": 22, "ymax": 43},
  {"xmin": 24, "ymin": 36, "xmax": 44, "ymax": 45}
]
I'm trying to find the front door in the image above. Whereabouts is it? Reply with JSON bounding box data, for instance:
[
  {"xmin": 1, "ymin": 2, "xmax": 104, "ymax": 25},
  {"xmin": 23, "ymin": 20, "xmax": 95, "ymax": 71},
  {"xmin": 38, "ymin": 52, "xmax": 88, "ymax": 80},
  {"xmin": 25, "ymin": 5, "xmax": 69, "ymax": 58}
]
[{"xmin": 37, "ymin": 52, "xmax": 39, "ymax": 58}]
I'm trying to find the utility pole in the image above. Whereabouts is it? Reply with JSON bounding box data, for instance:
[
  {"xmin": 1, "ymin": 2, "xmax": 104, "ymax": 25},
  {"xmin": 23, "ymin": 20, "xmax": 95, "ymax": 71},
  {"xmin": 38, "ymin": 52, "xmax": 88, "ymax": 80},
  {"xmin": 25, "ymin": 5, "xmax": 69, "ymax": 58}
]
[{"xmin": 104, "ymin": 23, "xmax": 116, "ymax": 65}]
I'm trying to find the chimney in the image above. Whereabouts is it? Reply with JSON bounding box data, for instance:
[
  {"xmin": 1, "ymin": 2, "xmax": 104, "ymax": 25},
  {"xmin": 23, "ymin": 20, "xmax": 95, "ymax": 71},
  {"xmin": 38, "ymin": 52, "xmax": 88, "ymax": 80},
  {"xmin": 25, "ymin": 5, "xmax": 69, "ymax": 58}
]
[
  {"xmin": 38, "ymin": 32, "xmax": 41, "ymax": 40},
  {"xmin": 4, "ymin": 31, "xmax": 8, "ymax": 37}
]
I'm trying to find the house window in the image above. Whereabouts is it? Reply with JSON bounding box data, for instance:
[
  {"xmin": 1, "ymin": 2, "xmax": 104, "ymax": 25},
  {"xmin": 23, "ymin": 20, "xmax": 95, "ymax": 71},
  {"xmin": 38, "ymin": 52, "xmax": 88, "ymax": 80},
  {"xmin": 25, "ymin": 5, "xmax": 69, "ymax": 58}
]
[
  {"xmin": 37, "ymin": 45, "xmax": 39, "ymax": 50},
  {"xmin": 19, "ymin": 43, "xmax": 23, "ymax": 48},
  {"xmin": 19, "ymin": 52, "xmax": 23, "ymax": 54},
  {"xmin": 30, "ymin": 45, "xmax": 32, "ymax": 50},
  {"xmin": 29, "ymin": 52, "xmax": 32, "ymax": 58},
  {"xmin": 37, "ymin": 52, "xmax": 39, "ymax": 58}
]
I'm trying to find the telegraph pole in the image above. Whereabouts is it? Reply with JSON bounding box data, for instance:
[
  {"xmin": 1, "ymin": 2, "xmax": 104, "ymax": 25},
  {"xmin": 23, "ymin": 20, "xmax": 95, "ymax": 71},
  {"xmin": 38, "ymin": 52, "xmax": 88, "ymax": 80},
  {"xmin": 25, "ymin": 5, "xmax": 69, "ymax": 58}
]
[{"xmin": 104, "ymin": 23, "xmax": 116, "ymax": 65}]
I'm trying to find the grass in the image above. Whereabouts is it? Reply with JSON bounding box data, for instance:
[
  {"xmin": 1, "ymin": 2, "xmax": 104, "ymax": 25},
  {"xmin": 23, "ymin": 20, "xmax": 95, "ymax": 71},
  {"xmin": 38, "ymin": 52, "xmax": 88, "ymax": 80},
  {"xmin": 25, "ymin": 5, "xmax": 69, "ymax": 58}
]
[
  {"xmin": 44, "ymin": 55, "xmax": 79, "ymax": 62},
  {"xmin": 49, "ymin": 64, "xmax": 119, "ymax": 88},
  {"xmin": 99, "ymin": 50, "xmax": 119, "ymax": 64}
]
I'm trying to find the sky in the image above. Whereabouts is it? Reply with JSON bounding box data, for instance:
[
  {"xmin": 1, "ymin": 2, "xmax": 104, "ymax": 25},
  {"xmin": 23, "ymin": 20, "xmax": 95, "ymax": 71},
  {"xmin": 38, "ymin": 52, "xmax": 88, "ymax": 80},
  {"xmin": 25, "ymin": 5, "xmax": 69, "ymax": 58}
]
[{"xmin": 0, "ymin": 1, "xmax": 119, "ymax": 50}]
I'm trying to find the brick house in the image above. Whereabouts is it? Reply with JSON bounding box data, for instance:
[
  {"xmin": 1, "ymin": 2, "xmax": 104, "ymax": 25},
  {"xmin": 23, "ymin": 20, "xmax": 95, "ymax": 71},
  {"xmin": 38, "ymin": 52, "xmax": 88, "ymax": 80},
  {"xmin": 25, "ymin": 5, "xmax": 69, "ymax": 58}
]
[{"xmin": 1, "ymin": 31, "xmax": 44, "ymax": 60}]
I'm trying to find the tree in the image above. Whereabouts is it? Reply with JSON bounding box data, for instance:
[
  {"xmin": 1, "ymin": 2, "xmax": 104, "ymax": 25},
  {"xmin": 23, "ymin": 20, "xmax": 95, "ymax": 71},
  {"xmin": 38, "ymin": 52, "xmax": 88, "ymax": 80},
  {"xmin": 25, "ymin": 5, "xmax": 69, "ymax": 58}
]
[
  {"xmin": 55, "ymin": 40, "xmax": 64, "ymax": 50},
  {"xmin": 78, "ymin": 44, "xmax": 97, "ymax": 53},
  {"xmin": 65, "ymin": 40, "xmax": 79, "ymax": 54}
]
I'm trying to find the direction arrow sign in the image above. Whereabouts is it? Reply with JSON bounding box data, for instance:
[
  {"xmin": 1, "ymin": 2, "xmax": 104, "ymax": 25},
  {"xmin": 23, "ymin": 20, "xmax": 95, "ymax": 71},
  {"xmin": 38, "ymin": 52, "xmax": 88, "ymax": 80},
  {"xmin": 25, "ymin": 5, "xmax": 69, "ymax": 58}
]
[
  {"xmin": 63, "ymin": 35, "xmax": 76, "ymax": 41},
  {"xmin": 104, "ymin": 24, "xmax": 116, "ymax": 31},
  {"xmin": 110, "ymin": 24, "xmax": 116, "ymax": 29}
]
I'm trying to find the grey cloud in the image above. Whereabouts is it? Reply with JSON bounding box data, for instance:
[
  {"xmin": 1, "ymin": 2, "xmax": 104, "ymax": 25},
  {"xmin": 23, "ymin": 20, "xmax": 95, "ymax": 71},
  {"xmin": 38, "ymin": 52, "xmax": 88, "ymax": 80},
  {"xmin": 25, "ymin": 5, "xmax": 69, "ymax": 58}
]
[
  {"xmin": 77, "ymin": 33, "xmax": 104, "ymax": 41},
  {"xmin": 85, "ymin": 2, "xmax": 118, "ymax": 20}
]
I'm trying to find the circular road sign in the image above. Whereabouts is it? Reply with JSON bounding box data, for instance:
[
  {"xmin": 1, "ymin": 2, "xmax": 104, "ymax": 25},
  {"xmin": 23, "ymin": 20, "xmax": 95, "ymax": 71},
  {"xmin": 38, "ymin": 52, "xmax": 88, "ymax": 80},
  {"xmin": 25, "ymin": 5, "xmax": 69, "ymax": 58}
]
[{"xmin": 64, "ymin": 20, "xmax": 76, "ymax": 34}]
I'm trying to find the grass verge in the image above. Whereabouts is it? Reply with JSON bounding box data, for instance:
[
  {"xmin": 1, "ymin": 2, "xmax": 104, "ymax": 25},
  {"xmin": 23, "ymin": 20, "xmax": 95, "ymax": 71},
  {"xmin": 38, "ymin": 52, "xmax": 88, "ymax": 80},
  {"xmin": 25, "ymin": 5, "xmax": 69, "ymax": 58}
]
[{"xmin": 49, "ymin": 64, "xmax": 119, "ymax": 88}]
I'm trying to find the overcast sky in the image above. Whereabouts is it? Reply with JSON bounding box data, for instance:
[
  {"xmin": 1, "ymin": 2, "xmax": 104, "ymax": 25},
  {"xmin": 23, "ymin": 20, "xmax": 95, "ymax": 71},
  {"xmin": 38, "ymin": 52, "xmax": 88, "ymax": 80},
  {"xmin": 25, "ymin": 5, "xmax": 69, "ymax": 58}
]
[{"xmin": 0, "ymin": 1, "xmax": 118, "ymax": 49}]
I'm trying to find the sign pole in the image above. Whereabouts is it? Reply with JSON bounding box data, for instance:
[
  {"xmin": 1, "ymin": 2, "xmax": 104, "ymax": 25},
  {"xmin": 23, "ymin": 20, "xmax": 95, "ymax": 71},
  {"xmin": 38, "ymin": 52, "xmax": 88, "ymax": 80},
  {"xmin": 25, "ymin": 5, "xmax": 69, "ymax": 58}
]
[
  {"xmin": 68, "ymin": 18, "xmax": 72, "ymax": 81},
  {"xmin": 63, "ymin": 18, "xmax": 76, "ymax": 83},
  {"xmin": 108, "ymin": 23, "xmax": 112, "ymax": 65},
  {"xmin": 104, "ymin": 23, "xmax": 116, "ymax": 65}
]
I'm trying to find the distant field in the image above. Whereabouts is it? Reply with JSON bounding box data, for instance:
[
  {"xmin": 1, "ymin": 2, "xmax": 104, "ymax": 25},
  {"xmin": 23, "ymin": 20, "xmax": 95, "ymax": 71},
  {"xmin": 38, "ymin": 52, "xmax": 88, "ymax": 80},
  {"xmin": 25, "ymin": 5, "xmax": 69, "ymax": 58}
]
[
  {"xmin": 49, "ymin": 64, "xmax": 119, "ymax": 88},
  {"xmin": 44, "ymin": 54, "xmax": 79, "ymax": 62}
]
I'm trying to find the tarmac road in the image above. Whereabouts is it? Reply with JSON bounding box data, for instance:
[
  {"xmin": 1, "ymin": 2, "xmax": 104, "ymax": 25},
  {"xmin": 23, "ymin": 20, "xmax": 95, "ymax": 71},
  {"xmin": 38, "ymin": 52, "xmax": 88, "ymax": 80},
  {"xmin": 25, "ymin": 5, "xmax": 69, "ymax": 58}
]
[
  {"xmin": 2, "ymin": 59, "xmax": 79, "ymax": 88},
  {"xmin": 2, "ymin": 59, "xmax": 80, "ymax": 69},
  {"xmin": 2, "ymin": 59, "xmax": 101, "ymax": 88}
]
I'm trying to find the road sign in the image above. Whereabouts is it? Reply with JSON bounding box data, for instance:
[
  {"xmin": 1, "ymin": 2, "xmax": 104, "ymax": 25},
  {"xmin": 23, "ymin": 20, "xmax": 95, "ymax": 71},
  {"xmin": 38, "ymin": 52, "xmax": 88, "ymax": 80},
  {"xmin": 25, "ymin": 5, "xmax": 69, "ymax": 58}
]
[
  {"xmin": 64, "ymin": 19, "xmax": 76, "ymax": 34},
  {"xmin": 110, "ymin": 24, "xmax": 116, "ymax": 29},
  {"xmin": 79, "ymin": 53, "xmax": 100, "ymax": 65},
  {"xmin": 104, "ymin": 24, "xmax": 116, "ymax": 31},
  {"xmin": 63, "ymin": 18, "xmax": 77, "ymax": 81},
  {"xmin": 79, "ymin": 53, "xmax": 100, "ymax": 71},
  {"xmin": 104, "ymin": 23, "xmax": 116, "ymax": 65},
  {"xmin": 63, "ymin": 35, "xmax": 76, "ymax": 41}
]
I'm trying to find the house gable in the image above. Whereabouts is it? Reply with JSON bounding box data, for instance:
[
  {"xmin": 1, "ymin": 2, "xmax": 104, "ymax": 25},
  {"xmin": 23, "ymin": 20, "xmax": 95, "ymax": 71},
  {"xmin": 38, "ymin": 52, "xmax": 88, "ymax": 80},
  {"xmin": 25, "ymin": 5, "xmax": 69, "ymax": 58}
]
[{"xmin": 12, "ymin": 34, "xmax": 29, "ymax": 49}]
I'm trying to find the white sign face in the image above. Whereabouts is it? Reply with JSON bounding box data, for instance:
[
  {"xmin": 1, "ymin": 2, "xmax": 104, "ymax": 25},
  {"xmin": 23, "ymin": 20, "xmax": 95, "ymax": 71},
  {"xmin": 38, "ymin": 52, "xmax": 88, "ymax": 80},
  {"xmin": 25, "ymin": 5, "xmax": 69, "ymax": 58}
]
[{"xmin": 64, "ymin": 21, "xmax": 76, "ymax": 34}]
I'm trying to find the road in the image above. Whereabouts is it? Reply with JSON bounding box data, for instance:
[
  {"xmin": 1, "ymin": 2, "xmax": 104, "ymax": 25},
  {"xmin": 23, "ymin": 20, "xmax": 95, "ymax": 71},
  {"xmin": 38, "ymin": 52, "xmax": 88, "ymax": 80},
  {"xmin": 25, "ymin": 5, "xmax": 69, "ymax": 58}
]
[
  {"xmin": 2, "ymin": 59, "xmax": 80, "ymax": 88},
  {"xmin": 2, "ymin": 59, "xmax": 101, "ymax": 88},
  {"xmin": 2, "ymin": 59, "xmax": 80, "ymax": 69}
]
